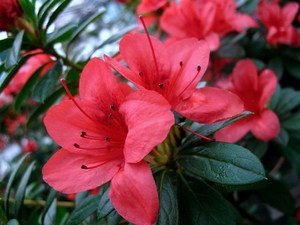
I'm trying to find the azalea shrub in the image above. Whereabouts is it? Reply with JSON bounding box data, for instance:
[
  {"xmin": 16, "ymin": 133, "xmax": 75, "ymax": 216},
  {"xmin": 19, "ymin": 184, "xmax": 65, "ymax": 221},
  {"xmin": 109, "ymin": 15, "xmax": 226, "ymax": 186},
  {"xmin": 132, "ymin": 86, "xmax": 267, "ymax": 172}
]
[{"xmin": 0, "ymin": 0, "xmax": 300, "ymax": 225}]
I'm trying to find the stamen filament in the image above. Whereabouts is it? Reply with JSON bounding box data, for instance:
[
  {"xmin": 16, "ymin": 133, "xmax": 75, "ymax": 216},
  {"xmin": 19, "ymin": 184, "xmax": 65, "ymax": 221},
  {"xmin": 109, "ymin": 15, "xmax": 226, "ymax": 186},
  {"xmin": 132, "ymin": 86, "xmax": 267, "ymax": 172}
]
[
  {"xmin": 176, "ymin": 124, "xmax": 215, "ymax": 141},
  {"xmin": 176, "ymin": 66, "xmax": 201, "ymax": 99},
  {"xmin": 61, "ymin": 79, "xmax": 96, "ymax": 123}
]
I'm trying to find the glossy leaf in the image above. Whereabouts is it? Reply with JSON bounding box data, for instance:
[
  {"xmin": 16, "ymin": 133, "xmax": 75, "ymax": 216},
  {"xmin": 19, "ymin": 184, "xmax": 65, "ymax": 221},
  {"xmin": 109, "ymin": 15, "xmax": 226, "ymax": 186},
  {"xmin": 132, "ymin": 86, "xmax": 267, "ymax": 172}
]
[
  {"xmin": 47, "ymin": 24, "xmax": 77, "ymax": 44},
  {"xmin": 32, "ymin": 60, "xmax": 62, "ymax": 103},
  {"xmin": 0, "ymin": 38, "xmax": 14, "ymax": 53},
  {"xmin": 274, "ymin": 88, "xmax": 300, "ymax": 116},
  {"xmin": 38, "ymin": 0, "xmax": 61, "ymax": 28},
  {"xmin": 97, "ymin": 188, "xmax": 114, "ymax": 218},
  {"xmin": 45, "ymin": 0, "xmax": 72, "ymax": 29},
  {"xmin": 282, "ymin": 112, "xmax": 300, "ymax": 131},
  {"xmin": 13, "ymin": 162, "xmax": 35, "ymax": 218},
  {"xmin": 18, "ymin": 0, "xmax": 37, "ymax": 26},
  {"xmin": 41, "ymin": 189, "xmax": 57, "ymax": 225},
  {"xmin": 5, "ymin": 30, "xmax": 25, "ymax": 69},
  {"xmin": 66, "ymin": 195, "xmax": 101, "ymax": 225},
  {"xmin": 268, "ymin": 57, "xmax": 283, "ymax": 79},
  {"xmin": 4, "ymin": 154, "xmax": 30, "ymax": 216},
  {"xmin": 155, "ymin": 171, "xmax": 178, "ymax": 225},
  {"xmin": 246, "ymin": 138, "xmax": 268, "ymax": 158},
  {"xmin": 274, "ymin": 128, "xmax": 289, "ymax": 146},
  {"xmin": 178, "ymin": 142, "xmax": 266, "ymax": 185}
]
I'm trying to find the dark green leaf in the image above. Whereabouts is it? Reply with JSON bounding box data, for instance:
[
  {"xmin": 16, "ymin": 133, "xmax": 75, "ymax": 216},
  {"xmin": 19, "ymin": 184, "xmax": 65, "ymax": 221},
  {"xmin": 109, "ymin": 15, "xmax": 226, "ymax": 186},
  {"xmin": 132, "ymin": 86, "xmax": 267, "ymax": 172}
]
[
  {"xmin": 4, "ymin": 154, "xmax": 30, "ymax": 216},
  {"xmin": 258, "ymin": 178, "xmax": 295, "ymax": 215},
  {"xmin": 68, "ymin": 10, "xmax": 106, "ymax": 45},
  {"xmin": 0, "ymin": 205, "xmax": 8, "ymax": 224},
  {"xmin": 18, "ymin": 0, "xmax": 37, "ymax": 26},
  {"xmin": 0, "ymin": 55, "xmax": 30, "ymax": 93},
  {"xmin": 274, "ymin": 88, "xmax": 300, "ymax": 116},
  {"xmin": 282, "ymin": 112, "xmax": 300, "ymax": 131},
  {"xmin": 284, "ymin": 59, "xmax": 300, "ymax": 79},
  {"xmin": 0, "ymin": 38, "xmax": 14, "ymax": 53},
  {"xmin": 106, "ymin": 210, "xmax": 121, "ymax": 225},
  {"xmin": 178, "ymin": 176, "xmax": 236, "ymax": 225},
  {"xmin": 27, "ymin": 85, "xmax": 65, "ymax": 126},
  {"xmin": 32, "ymin": 60, "xmax": 62, "ymax": 103},
  {"xmin": 13, "ymin": 162, "xmax": 35, "ymax": 218},
  {"xmin": 75, "ymin": 191, "xmax": 89, "ymax": 207},
  {"xmin": 274, "ymin": 128, "xmax": 289, "ymax": 146},
  {"xmin": 41, "ymin": 189, "xmax": 57, "ymax": 225},
  {"xmin": 217, "ymin": 43, "xmax": 245, "ymax": 58},
  {"xmin": 251, "ymin": 58, "xmax": 265, "ymax": 70},
  {"xmin": 155, "ymin": 171, "xmax": 178, "ymax": 225},
  {"xmin": 14, "ymin": 63, "xmax": 51, "ymax": 112},
  {"xmin": 238, "ymin": 0, "xmax": 260, "ymax": 14},
  {"xmin": 7, "ymin": 219, "xmax": 20, "ymax": 225},
  {"xmin": 178, "ymin": 142, "xmax": 266, "ymax": 185},
  {"xmin": 66, "ymin": 195, "xmax": 101, "ymax": 225},
  {"xmin": 246, "ymin": 138, "xmax": 268, "ymax": 158},
  {"xmin": 45, "ymin": 0, "xmax": 72, "ymax": 29},
  {"xmin": 97, "ymin": 188, "xmax": 114, "ymax": 218},
  {"xmin": 268, "ymin": 57, "xmax": 283, "ymax": 79},
  {"xmin": 5, "ymin": 30, "xmax": 25, "ymax": 68},
  {"xmin": 47, "ymin": 24, "xmax": 77, "ymax": 44},
  {"xmin": 38, "ymin": 0, "xmax": 61, "ymax": 28},
  {"xmin": 269, "ymin": 85, "xmax": 281, "ymax": 110}
]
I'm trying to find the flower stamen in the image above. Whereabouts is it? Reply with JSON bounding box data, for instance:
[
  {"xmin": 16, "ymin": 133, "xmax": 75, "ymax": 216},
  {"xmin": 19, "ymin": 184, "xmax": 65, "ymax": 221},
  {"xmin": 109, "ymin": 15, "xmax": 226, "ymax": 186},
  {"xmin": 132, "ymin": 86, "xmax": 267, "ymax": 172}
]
[{"xmin": 176, "ymin": 124, "xmax": 216, "ymax": 141}]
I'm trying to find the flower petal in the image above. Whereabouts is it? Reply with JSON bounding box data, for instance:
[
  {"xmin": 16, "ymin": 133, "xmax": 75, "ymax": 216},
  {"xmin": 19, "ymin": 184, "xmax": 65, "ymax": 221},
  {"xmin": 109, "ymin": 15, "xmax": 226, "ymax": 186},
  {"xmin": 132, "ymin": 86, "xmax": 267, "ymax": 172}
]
[
  {"xmin": 229, "ymin": 14, "xmax": 257, "ymax": 32},
  {"xmin": 120, "ymin": 90, "xmax": 174, "ymax": 163},
  {"xmin": 175, "ymin": 87, "xmax": 244, "ymax": 123},
  {"xmin": 258, "ymin": 69, "xmax": 277, "ymax": 109},
  {"xmin": 42, "ymin": 148, "xmax": 122, "ymax": 194},
  {"xmin": 282, "ymin": 2, "xmax": 299, "ymax": 27},
  {"xmin": 109, "ymin": 161, "xmax": 159, "ymax": 225},
  {"xmin": 137, "ymin": 0, "xmax": 167, "ymax": 13},
  {"xmin": 214, "ymin": 116, "xmax": 253, "ymax": 143},
  {"xmin": 251, "ymin": 109, "xmax": 280, "ymax": 141}
]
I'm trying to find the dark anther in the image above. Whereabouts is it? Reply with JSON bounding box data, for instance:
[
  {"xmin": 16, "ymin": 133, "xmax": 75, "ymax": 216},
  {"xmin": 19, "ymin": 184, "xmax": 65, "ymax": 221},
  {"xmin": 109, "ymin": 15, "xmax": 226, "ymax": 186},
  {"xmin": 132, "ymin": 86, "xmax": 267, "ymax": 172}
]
[
  {"xmin": 105, "ymin": 137, "xmax": 110, "ymax": 141},
  {"xmin": 80, "ymin": 131, "xmax": 86, "ymax": 137},
  {"xmin": 139, "ymin": 71, "xmax": 143, "ymax": 76},
  {"xmin": 197, "ymin": 65, "xmax": 201, "ymax": 71},
  {"xmin": 81, "ymin": 165, "xmax": 87, "ymax": 169},
  {"xmin": 159, "ymin": 83, "xmax": 164, "ymax": 88},
  {"xmin": 180, "ymin": 61, "xmax": 183, "ymax": 67},
  {"xmin": 110, "ymin": 104, "xmax": 115, "ymax": 110},
  {"xmin": 109, "ymin": 113, "xmax": 113, "ymax": 119},
  {"xmin": 212, "ymin": 138, "xmax": 216, "ymax": 142},
  {"xmin": 73, "ymin": 143, "xmax": 80, "ymax": 148}
]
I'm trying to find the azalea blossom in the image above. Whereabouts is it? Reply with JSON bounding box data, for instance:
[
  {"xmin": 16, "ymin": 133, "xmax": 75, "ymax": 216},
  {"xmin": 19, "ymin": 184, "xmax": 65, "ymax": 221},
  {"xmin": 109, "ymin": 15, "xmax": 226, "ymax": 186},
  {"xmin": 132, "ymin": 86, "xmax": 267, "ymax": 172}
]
[
  {"xmin": 160, "ymin": 0, "xmax": 257, "ymax": 50},
  {"xmin": 105, "ymin": 31, "xmax": 244, "ymax": 124},
  {"xmin": 0, "ymin": 0, "xmax": 23, "ymax": 31},
  {"xmin": 43, "ymin": 58, "xmax": 174, "ymax": 225},
  {"xmin": 214, "ymin": 59, "xmax": 280, "ymax": 143},
  {"xmin": 256, "ymin": 0, "xmax": 300, "ymax": 46}
]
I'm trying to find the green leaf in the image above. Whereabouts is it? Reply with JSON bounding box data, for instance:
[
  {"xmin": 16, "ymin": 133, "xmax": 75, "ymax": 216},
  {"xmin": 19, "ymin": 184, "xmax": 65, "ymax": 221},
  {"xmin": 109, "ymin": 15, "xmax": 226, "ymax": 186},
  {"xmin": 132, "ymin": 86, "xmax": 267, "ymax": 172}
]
[
  {"xmin": 0, "ymin": 205, "xmax": 8, "ymax": 224},
  {"xmin": 269, "ymin": 85, "xmax": 281, "ymax": 109},
  {"xmin": 155, "ymin": 171, "xmax": 178, "ymax": 225},
  {"xmin": 13, "ymin": 162, "xmax": 35, "ymax": 218},
  {"xmin": 284, "ymin": 59, "xmax": 300, "ymax": 79},
  {"xmin": 66, "ymin": 195, "xmax": 101, "ymax": 225},
  {"xmin": 0, "ymin": 55, "xmax": 31, "ymax": 93},
  {"xmin": 7, "ymin": 219, "xmax": 20, "ymax": 225},
  {"xmin": 246, "ymin": 138, "xmax": 268, "ymax": 158},
  {"xmin": 282, "ymin": 112, "xmax": 300, "ymax": 131},
  {"xmin": 47, "ymin": 23, "xmax": 77, "ymax": 44},
  {"xmin": 27, "ymin": 85, "xmax": 65, "ymax": 126},
  {"xmin": 106, "ymin": 210, "xmax": 121, "ymax": 225},
  {"xmin": 18, "ymin": 0, "xmax": 37, "ymax": 26},
  {"xmin": 238, "ymin": 0, "xmax": 260, "ymax": 14},
  {"xmin": 68, "ymin": 10, "xmax": 106, "ymax": 46},
  {"xmin": 178, "ymin": 142, "xmax": 266, "ymax": 185},
  {"xmin": 178, "ymin": 176, "xmax": 236, "ymax": 225},
  {"xmin": 38, "ymin": 0, "xmax": 61, "ymax": 28},
  {"xmin": 0, "ymin": 38, "xmax": 14, "ymax": 53},
  {"xmin": 14, "ymin": 63, "xmax": 51, "ymax": 112},
  {"xmin": 75, "ymin": 191, "xmax": 89, "ymax": 207},
  {"xmin": 4, "ymin": 154, "xmax": 30, "ymax": 216},
  {"xmin": 5, "ymin": 30, "xmax": 25, "ymax": 69},
  {"xmin": 31, "ymin": 60, "xmax": 62, "ymax": 103},
  {"xmin": 45, "ymin": 0, "xmax": 72, "ymax": 29},
  {"xmin": 41, "ymin": 189, "xmax": 57, "ymax": 225},
  {"xmin": 268, "ymin": 57, "xmax": 283, "ymax": 79},
  {"xmin": 217, "ymin": 43, "xmax": 245, "ymax": 58},
  {"xmin": 258, "ymin": 178, "xmax": 295, "ymax": 215},
  {"xmin": 274, "ymin": 88, "xmax": 300, "ymax": 117},
  {"xmin": 274, "ymin": 128, "xmax": 289, "ymax": 146},
  {"xmin": 97, "ymin": 187, "xmax": 114, "ymax": 218}
]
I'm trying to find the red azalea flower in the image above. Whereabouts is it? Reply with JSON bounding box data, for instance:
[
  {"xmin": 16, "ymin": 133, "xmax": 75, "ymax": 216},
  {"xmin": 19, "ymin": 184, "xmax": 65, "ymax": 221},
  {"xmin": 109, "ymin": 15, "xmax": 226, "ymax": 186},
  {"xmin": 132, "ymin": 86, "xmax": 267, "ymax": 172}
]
[
  {"xmin": 22, "ymin": 139, "xmax": 38, "ymax": 153},
  {"xmin": 160, "ymin": 0, "xmax": 257, "ymax": 51},
  {"xmin": 0, "ymin": 0, "xmax": 23, "ymax": 31},
  {"xmin": 2, "ymin": 49, "xmax": 55, "ymax": 102},
  {"xmin": 42, "ymin": 58, "xmax": 174, "ymax": 225},
  {"xmin": 137, "ymin": 0, "xmax": 168, "ymax": 14},
  {"xmin": 105, "ymin": 31, "xmax": 243, "ymax": 124},
  {"xmin": 214, "ymin": 59, "xmax": 280, "ymax": 143},
  {"xmin": 257, "ymin": 0, "xmax": 300, "ymax": 46}
]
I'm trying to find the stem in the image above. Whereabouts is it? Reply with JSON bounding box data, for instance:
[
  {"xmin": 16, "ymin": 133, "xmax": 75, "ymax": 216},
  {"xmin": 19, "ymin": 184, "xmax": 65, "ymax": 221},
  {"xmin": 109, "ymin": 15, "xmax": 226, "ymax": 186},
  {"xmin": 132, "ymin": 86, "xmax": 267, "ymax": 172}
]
[
  {"xmin": 0, "ymin": 197, "xmax": 75, "ymax": 208},
  {"xmin": 269, "ymin": 157, "xmax": 285, "ymax": 176}
]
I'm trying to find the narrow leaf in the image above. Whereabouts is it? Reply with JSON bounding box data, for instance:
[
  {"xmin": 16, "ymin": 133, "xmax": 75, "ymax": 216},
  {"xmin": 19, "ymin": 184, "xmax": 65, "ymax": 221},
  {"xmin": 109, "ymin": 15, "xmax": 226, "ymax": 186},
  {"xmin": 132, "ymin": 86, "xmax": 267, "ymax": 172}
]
[
  {"xmin": 5, "ymin": 30, "xmax": 25, "ymax": 68},
  {"xmin": 41, "ymin": 189, "xmax": 57, "ymax": 225},
  {"xmin": 45, "ymin": 0, "xmax": 72, "ymax": 29},
  {"xmin": 178, "ymin": 142, "xmax": 266, "ymax": 185},
  {"xmin": 47, "ymin": 24, "xmax": 76, "ymax": 44},
  {"xmin": 97, "ymin": 188, "xmax": 114, "ymax": 218},
  {"xmin": 0, "ymin": 205, "xmax": 8, "ymax": 224},
  {"xmin": 13, "ymin": 162, "xmax": 35, "ymax": 218},
  {"xmin": 7, "ymin": 219, "xmax": 20, "ymax": 225},
  {"xmin": 18, "ymin": 0, "xmax": 37, "ymax": 26},
  {"xmin": 38, "ymin": 0, "xmax": 60, "ymax": 28},
  {"xmin": 31, "ymin": 60, "xmax": 62, "ymax": 103},
  {"xmin": 282, "ymin": 112, "xmax": 300, "ymax": 131},
  {"xmin": 0, "ymin": 38, "xmax": 14, "ymax": 53}
]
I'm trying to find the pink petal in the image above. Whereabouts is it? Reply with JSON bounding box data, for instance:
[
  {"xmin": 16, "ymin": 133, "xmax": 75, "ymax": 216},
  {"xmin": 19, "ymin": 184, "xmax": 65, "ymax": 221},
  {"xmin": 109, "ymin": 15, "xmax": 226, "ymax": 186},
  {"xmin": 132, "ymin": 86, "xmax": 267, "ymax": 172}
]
[
  {"xmin": 44, "ymin": 99, "xmax": 121, "ymax": 156},
  {"xmin": 282, "ymin": 2, "xmax": 299, "ymax": 26},
  {"xmin": 204, "ymin": 32, "xmax": 220, "ymax": 51},
  {"xmin": 137, "ymin": 0, "xmax": 167, "ymax": 13},
  {"xmin": 120, "ymin": 90, "xmax": 174, "ymax": 163},
  {"xmin": 166, "ymin": 38, "xmax": 210, "ymax": 101},
  {"xmin": 258, "ymin": 69, "xmax": 277, "ymax": 109},
  {"xmin": 251, "ymin": 109, "xmax": 280, "ymax": 141},
  {"xmin": 229, "ymin": 14, "xmax": 258, "ymax": 32},
  {"xmin": 79, "ymin": 58, "xmax": 125, "ymax": 105},
  {"xmin": 175, "ymin": 87, "xmax": 244, "ymax": 123},
  {"xmin": 214, "ymin": 116, "xmax": 253, "ymax": 143},
  {"xmin": 42, "ymin": 148, "xmax": 122, "ymax": 194},
  {"xmin": 232, "ymin": 59, "xmax": 258, "ymax": 93},
  {"xmin": 109, "ymin": 161, "xmax": 159, "ymax": 225}
]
